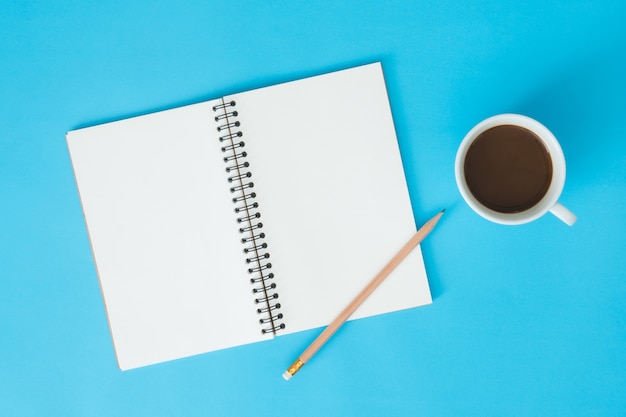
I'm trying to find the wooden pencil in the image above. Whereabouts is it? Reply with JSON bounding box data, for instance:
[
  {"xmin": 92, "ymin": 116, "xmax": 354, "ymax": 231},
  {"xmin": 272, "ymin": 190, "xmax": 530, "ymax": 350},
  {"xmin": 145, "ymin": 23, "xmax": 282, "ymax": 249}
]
[{"xmin": 282, "ymin": 209, "xmax": 445, "ymax": 380}]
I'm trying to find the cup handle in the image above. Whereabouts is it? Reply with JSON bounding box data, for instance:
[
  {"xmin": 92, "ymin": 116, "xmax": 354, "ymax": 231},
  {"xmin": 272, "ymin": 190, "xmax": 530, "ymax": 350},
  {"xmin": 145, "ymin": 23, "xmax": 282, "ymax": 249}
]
[{"xmin": 549, "ymin": 201, "xmax": 577, "ymax": 226}]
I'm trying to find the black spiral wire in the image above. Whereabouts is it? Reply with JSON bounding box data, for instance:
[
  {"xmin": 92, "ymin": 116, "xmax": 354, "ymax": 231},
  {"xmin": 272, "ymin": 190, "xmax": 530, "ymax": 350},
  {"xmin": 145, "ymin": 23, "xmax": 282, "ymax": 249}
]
[{"xmin": 212, "ymin": 100, "xmax": 285, "ymax": 335}]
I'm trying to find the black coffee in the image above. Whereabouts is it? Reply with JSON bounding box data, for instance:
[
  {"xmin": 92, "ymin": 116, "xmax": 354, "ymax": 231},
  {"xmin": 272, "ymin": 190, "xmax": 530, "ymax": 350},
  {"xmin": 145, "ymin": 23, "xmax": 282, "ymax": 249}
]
[{"xmin": 464, "ymin": 125, "xmax": 553, "ymax": 213}]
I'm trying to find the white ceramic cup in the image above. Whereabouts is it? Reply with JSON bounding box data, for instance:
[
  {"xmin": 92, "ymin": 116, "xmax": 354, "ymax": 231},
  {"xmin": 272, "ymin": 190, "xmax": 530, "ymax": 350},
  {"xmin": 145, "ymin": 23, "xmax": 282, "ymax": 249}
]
[{"xmin": 455, "ymin": 114, "xmax": 576, "ymax": 226}]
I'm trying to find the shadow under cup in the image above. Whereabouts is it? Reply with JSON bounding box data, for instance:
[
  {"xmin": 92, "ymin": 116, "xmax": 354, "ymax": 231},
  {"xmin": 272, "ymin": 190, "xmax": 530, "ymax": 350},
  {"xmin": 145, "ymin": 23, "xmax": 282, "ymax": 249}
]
[{"xmin": 455, "ymin": 114, "xmax": 569, "ymax": 225}]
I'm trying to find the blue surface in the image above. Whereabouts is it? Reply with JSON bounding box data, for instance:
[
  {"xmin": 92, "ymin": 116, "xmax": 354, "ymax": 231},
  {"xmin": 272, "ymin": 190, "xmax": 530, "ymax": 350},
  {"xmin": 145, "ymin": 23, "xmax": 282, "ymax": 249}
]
[{"xmin": 1, "ymin": 1, "xmax": 625, "ymax": 415}]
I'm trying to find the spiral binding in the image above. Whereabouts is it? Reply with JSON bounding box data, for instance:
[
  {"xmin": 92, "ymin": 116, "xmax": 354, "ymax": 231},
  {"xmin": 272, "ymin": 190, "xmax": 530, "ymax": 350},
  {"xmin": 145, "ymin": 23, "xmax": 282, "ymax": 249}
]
[{"xmin": 212, "ymin": 99, "xmax": 285, "ymax": 335}]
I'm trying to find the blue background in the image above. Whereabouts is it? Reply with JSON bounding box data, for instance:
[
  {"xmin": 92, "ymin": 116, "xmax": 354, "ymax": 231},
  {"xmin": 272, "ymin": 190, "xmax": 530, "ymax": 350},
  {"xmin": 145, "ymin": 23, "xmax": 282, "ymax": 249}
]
[{"xmin": 2, "ymin": 1, "xmax": 625, "ymax": 415}]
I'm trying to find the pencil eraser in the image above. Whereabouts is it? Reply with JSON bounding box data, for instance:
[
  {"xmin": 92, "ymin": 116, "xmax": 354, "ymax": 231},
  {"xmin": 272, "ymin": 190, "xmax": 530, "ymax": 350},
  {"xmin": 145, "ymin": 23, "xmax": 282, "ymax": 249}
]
[{"xmin": 282, "ymin": 371, "xmax": 292, "ymax": 381}]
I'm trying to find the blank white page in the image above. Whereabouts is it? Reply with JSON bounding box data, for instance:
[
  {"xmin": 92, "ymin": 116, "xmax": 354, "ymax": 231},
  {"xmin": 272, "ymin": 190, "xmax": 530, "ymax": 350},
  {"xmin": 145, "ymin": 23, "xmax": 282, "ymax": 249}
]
[
  {"xmin": 228, "ymin": 63, "xmax": 432, "ymax": 334},
  {"xmin": 67, "ymin": 102, "xmax": 271, "ymax": 370}
]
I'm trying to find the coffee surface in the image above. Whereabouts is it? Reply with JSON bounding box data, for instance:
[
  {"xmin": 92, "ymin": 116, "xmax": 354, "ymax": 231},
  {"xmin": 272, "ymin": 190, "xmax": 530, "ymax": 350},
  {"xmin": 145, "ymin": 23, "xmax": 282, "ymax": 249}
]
[{"xmin": 464, "ymin": 125, "xmax": 553, "ymax": 213}]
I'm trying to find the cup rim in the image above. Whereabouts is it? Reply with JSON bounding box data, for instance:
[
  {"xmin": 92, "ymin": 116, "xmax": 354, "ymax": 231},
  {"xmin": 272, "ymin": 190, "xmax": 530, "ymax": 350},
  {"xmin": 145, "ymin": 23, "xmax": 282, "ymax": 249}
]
[{"xmin": 455, "ymin": 114, "xmax": 566, "ymax": 225}]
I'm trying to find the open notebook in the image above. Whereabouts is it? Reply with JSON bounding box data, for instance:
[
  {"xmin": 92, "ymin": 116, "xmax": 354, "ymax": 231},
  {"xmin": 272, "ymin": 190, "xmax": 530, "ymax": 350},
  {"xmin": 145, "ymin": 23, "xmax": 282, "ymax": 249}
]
[{"xmin": 67, "ymin": 63, "xmax": 432, "ymax": 370}]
